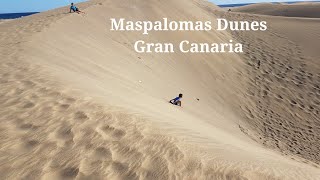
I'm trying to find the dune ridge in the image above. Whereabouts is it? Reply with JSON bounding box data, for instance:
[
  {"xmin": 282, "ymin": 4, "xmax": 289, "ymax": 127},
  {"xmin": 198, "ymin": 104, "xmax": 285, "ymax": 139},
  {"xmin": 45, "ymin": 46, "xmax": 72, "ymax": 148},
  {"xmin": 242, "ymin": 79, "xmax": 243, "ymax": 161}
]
[
  {"xmin": 0, "ymin": 0, "xmax": 320, "ymax": 179},
  {"xmin": 232, "ymin": 2, "xmax": 320, "ymax": 18}
]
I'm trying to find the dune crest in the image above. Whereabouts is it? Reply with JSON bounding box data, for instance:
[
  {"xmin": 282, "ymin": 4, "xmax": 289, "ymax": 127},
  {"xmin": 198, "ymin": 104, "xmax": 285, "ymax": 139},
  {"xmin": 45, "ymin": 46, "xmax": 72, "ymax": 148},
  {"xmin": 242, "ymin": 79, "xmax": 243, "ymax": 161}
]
[
  {"xmin": 0, "ymin": 0, "xmax": 320, "ymax": 179},
  {"xmin": 232, "ymin": 2, "xmax": 320, "ymax": 18}
]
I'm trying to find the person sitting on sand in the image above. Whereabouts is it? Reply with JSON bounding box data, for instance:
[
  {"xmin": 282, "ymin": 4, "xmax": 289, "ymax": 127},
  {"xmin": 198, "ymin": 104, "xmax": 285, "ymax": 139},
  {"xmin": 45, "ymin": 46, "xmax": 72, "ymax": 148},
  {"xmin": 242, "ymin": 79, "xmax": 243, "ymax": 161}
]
[
  {"xmin": 70, "ymin": 3, "xmax": 85, "ymax": 14},
  {"xmin": 169, "ymin": 94, "xmax": 183, "ymax": 107}
]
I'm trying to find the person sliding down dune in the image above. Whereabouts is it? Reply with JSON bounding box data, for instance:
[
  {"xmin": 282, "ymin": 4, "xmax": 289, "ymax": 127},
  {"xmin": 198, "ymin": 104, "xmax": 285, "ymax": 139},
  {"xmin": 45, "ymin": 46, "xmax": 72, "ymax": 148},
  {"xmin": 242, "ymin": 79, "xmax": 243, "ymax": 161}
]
[
  {"xmin": 169, "ymin": 94, "xmax": 183, "ymax": 107},
  {"xmin": 70, "ymin": 3, "xmax": 85, "ymax": 14}
]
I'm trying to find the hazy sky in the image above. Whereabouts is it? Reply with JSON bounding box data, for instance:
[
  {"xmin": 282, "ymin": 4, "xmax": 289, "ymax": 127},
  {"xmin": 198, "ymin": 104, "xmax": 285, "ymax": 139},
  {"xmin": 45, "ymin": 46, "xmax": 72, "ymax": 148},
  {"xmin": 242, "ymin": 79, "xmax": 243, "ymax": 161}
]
[
  {"xmin": 210, "ymin": 0, "xmax": 318, "ymax": 4},
  {"xmin": 0, "ymin": 0, "xmax": 318, "ymax": 13},
  {"xmin": 0, "ymin": 0, "xmax": 86, "ymax": 13}
]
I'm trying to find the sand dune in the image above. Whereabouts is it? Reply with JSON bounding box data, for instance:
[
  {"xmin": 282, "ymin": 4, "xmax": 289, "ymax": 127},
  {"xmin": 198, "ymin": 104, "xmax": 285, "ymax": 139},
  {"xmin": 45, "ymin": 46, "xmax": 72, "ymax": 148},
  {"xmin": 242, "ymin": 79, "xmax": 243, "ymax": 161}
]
[
  {"xmin": 217, "ymin": 9, "xmax": 320, "ymax": 164},
  {"xmin": 0, "ymin": 0, "xmax": 320, "ymax": 179},
  {"xmin": 0, "ymin": 19, "xmax": 11, "ymax": 25},
  {"xmin": 232, "ymin": 2, "xmax": 320, "ymax": 18}
]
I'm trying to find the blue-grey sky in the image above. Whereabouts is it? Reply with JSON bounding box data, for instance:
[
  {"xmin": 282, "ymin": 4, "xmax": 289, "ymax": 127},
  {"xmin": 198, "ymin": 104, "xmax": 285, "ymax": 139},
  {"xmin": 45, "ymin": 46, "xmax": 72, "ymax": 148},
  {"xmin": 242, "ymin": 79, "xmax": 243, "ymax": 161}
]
[
  {"xmin": 210, "ymin": 0, "xmax": 318, "ymax": 4},
  {"xmin": 0, "ymin": 0, "xmax": 86, "ymax": 13}
]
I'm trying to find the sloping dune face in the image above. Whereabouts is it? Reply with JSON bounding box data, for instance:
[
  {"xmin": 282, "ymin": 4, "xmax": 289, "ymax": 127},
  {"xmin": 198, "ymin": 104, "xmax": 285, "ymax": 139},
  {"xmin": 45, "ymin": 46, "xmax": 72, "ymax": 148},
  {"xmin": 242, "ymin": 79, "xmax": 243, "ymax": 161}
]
[
  {"xmin": 233, "ymin": 2, "xmax": 320, "ymax": 18},
  {"xmin": 1, "ymin": 0, "xmax": 320, "ymax": 179},
  {"xmin": 218, "ymin": 6, "xmax": 320, "ymax": 165}
]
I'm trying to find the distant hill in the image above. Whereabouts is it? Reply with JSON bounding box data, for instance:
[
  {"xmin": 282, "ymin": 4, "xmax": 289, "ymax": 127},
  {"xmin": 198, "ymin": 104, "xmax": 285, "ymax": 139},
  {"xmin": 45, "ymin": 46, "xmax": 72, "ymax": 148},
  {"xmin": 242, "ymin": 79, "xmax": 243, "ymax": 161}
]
[
  {"xmin": 232, "ymin": 2, "xmax": 320, "ymax": 18},
  {"xmin": 219, "ymin": 1, "xmax": 320, "ymax": 8}
]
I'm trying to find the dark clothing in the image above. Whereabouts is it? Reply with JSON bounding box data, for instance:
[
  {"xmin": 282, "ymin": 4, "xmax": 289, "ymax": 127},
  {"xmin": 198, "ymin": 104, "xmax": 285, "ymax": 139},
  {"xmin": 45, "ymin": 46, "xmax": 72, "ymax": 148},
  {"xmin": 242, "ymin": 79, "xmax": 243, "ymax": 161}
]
[
  {"xmin": 170, "ymin": 97, "xmax": 182, "ymax": 106},
  {"xmin": 70, "ymin": 5, "xmax": 79, "ymax": 12}
]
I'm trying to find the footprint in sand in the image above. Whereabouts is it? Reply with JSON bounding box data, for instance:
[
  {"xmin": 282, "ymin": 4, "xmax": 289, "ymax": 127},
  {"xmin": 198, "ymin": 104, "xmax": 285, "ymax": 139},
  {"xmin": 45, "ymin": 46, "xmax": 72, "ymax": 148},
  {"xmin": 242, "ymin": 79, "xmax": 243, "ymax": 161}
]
[
  {"xmin": 59, "ymin": 103, "xmax": 70, "ymax": 110},
  {"xmin": 22, "ymin": 101, "xmax": 35, "ymax": 109},
  {"xmin": 111, "ymin": 161, "xmax": 129, "ymax": 175},
  {"xmin": 56, "ymin": 127, "xmax": 74, "ymax": 140},
  {"xmin": 92, "ymin": 147, "xmax": 112, "ymax": 160},
  {"xmin": 19, "ymin": 123, "xmax": 33, "ymax": 130},
  {"xmin": 74, "ymin": 111, "xmax": 89, "ymax": 121},
  {"xmin": 18, "ymin": 139, "xmax": 40, "ymax": 151},
  {"xmin": 17, "ymin": 123, "xmax": 38, "ymax": 131},
  {"xmin": 19, "ymin": 80, "xmax": 36, "ymax": 88},
  {"xmin": 96, "ymin": 125, "xmax": 126, "ymax": 140},
  {"xmin": 289, "ymin": 100, "xmax": 298, "ymax": 106},
  {"xmin": 274, "ymin": 94, "xmax": 283, "ymax": 100},
  {"xmin": 50, "ymin": 123, "xmax": 74, "ymax": 146},
  {"xmin": 61, "ymin": 167, "xmax": 79, "ymax": 179},
  {"xmin": 112, "ymin": 129, "xmax": 126, "ymax": 139},
  {"xmin": 25, "ymin": 140, "xmax": 39, "ymax": 148},
  {"xmin": 64, "ymin": 97, "xmax": 76, "ymax": 103}
]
